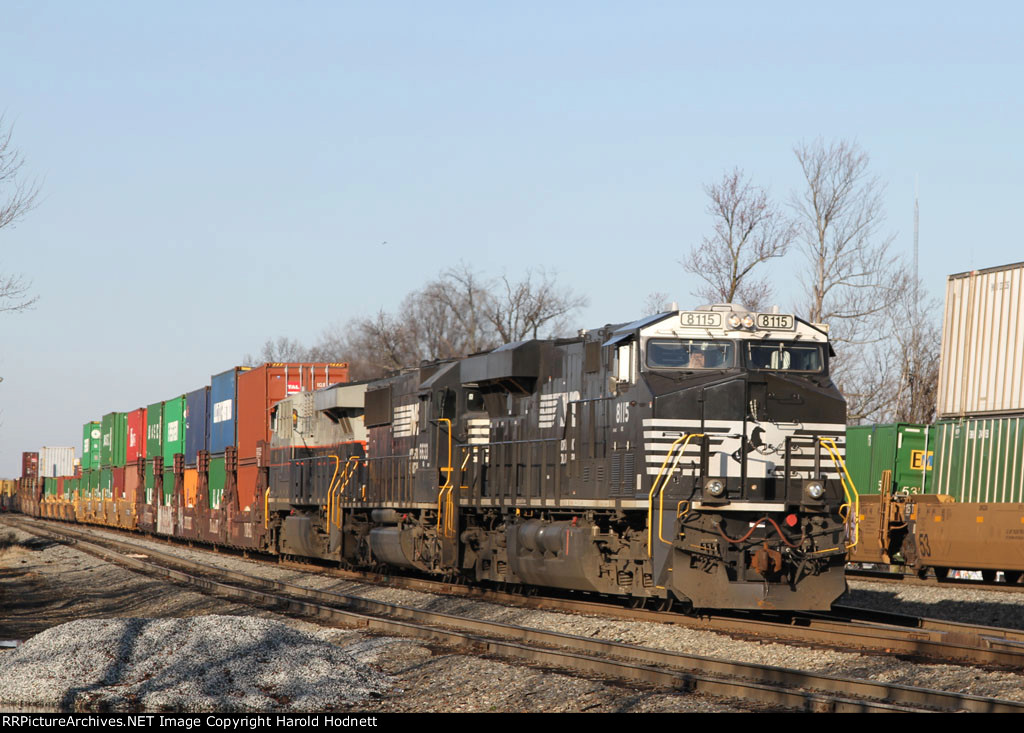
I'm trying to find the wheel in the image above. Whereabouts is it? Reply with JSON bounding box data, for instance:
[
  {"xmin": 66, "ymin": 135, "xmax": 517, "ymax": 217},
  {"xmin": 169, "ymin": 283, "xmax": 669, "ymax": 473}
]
[{"xmin": 934, "ymin": 567, "xmax": 951, "ymax": 582}]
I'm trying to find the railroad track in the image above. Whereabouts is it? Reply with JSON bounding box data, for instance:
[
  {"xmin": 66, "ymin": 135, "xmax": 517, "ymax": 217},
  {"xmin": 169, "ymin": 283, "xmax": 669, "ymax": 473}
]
[
  {"xmin": 848, "ymin": 566, "xmax": 1024, "ymax": 595},
  {"xmin": 5, "ymin": 516, "xmax": 1023, "ymax": 714}
]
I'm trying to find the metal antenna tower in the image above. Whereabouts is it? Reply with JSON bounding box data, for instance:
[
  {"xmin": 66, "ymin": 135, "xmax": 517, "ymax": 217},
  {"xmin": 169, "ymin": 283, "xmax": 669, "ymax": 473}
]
[{"xmin": 914, "ymin": 174, "xmax": 919, "ymax": 309}]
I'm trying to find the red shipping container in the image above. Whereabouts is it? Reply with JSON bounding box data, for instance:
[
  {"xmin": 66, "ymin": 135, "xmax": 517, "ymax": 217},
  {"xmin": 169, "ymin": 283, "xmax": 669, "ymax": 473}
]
[
  {"xmin": 112, "ymin": 467, "xmax": 126, "ymax": 500},
  {"xmin": 126, "ymin": 408, "xmax": 147, "ymax": 463},
  {"xmin": 22, "ymin": 452, "xmax": 39, "ymax": 480},
  {"xmin": 56, "ymin": 477, "xmax": 65, "ymax": 499},
  {"xmin": 236, "ymin": 363, "xmax": 349, "ymax": 462}
]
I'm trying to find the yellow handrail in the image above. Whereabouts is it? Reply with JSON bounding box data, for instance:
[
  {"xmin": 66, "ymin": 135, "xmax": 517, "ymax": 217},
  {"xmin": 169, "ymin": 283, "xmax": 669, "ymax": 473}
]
[
  {"xmin": 819, "ymin": 437, "xmax": 859, "ymax": 550},
  {"xmin": 264, "ymin": 487, "xmax": 271, "ymax": 529},
  {"xmin": 333, "ymin": 456, "xmax": 361, "ymax": 528},
  {"xmin": 436, "ymin": 418, "xmax": 453, "ymax": 534},
  {"xmin": 647, "ymin": 433, "xmax": 703, "ymax": 556},
  {"xmin": 325, "ymin": 455, "xmax": 341, "ymax": 530}
]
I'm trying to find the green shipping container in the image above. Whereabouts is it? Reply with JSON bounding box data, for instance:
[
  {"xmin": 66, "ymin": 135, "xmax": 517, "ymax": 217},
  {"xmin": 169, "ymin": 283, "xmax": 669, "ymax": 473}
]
[
  {"xmin": 100, "ymin": 412, "xmax": 128, "ymax": 467},
  {"xmin": 933, "ymin": 417, "xmax": 1024, "ymax": 503},
  {"xmin": 845, "ymin": 424, "xmax": 934, "ymax": 496},
  {"xmin": 89, "ymin": 469, "xmax": 100, "ymax": 499},
  {"xmin": 209, "ymin": 457, "xmax": 225, "ymax": 509},
  {"xmin": 146, "ymin": 402, "xmax": 164, "ymax": 461},
  {"xmin": 162, "ymin": 396, "xmax": 186, "ymax": 466},
  {"xmin": 82, "ymin": 421, "xmax": 101, "ymax": 471},
  {"xmin": 145, "ymin": 461, "xmax": 155, "ymax": 504},
  {"xmin": 100, "ymin": 468, "xmax": 113, "ymax": 500},
  {"xmin": 44, "ymin": 478, "xmax": 57, "ymax": 497},
  {"xmin": 162, "ymin": 468, "xmax": 174, "ymax": 506}
]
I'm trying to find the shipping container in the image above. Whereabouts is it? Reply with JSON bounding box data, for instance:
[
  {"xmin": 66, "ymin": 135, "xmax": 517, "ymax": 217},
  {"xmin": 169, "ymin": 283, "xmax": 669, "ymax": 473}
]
[
  {"xmin": 100, "ymin": 412, "xmax": 128, "ymax": 467},
  {"xmin": 209, "ymin": 457, "xmax": 226, "ymax": 509},
  {"xmin": 38, "ymin": 446, "xmax": 76, "ymax": 478},
  {"xmin": 100, "ymin": 468, "xmax": 113, "ymax": 500},
  {"xmin": 162, "ymin": 396, "xmax": 187, "ymax": 466},
  {"xmin": 162, "ymin": 468, "xmax": 174, "ymax": 506},
  {"xmin": 146, "ymin": 401, "xmax": 164, "ymax": 459},
  {"xmin": 185, "ymin": 387, "xmax": 210, "ymax": 466},
  {"xmin": 125, "ymin": 408, "xmax": 147, "ymax": 463},
  {"xmin": 236, "ymin": 363, "xmax": 349, "ymax": 462},
  {"xmin": 933, "ymin": 416, "xmax": 1024, "ymax": 503},
  {"xmin": 22, "ymin": 452, "xmax": 38, "ymax": 479},
  {"xmin": 209, "ymin": 367, "xmax": 251, "ymax": 454},
  {"xmin": 938, "ymin": 262, "xmax": 1024, "ymax": 417},
  {"xmin": 82, "ymin": 422, "xmax": 101, "ymax": 471},
  {"xmin": 112, "ymin": 467, "xmax": 125, "ymax": 500},
  {"xmin": 846, "ymin": 424, "xmax": 934, "ymax": 495}
]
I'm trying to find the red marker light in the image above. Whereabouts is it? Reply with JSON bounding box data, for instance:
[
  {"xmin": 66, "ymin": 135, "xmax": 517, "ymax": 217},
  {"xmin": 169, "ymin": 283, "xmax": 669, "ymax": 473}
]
[{"xmin": 785, "ymin": 513, "xmax": 798, "ymax": 527}]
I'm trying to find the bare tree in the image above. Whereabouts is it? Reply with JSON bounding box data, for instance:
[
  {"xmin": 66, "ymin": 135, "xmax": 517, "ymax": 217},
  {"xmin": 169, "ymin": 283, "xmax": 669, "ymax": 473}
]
[
  {"xmin": 684, "ymin": 168, "xmax": 794, "ymax": 311},
  {"xmin": 642, "ymin": 292, "xmax": 675, "ymax": 315},
  {"xmin": 0, "ymin": 117, "xmax": 40, "ymax": 313},
  {"xmin": 790, "ymin": 139, "xmax": 910, "ymax": 422},
  {"xmin": 243, "ymin": 336, "xmax": 313, "ymax": 365},
  {"xmin": 890, "ymin": 281, "xmax": 941, "ymax": 424},
  {"xmin": 301, "ymin": 267, "xmax": 588, "ymax": 380},
  {"xmin": 791, "ymin": 139, "xmax": 904, "ymax": 331},
  {"xmin": 485, "ymin": 268, "xmax": 588, "ymax": 342}
]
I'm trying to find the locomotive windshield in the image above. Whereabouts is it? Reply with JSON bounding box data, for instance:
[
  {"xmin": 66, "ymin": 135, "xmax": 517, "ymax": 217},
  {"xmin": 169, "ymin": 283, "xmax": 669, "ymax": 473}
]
[
  {"xmin": 646, "ymin": 339, "xmax": 735, "ymax": 370},
  {"xmin": 746, "ymin": 341, "xmax": 824, "ymax": 372}
]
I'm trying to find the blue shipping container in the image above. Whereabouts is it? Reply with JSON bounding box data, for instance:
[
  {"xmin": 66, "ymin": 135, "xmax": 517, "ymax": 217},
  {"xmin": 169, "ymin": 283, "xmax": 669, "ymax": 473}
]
[
  {"xmin": 185, "ymin": 386, "xmax": 210, "ymax": 465},
  {"xmin": 209, "ymin": 367, "xmax": 250, "ymax": 454}
]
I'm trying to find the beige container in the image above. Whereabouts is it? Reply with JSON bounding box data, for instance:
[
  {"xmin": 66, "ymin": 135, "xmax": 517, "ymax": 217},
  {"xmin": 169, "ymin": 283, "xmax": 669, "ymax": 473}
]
[{"xmin": 938, "ymin": 262, "xmax": 1024, "ymax": 417}]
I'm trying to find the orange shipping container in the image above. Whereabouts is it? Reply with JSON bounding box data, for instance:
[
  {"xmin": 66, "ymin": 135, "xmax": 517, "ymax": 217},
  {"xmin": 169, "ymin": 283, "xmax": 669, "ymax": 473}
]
[
  {"xmin": 184, "ymin": 469, "xmax": 198, "ymax": 508},
  {"xmin": 236, "ymin": 363, "xmax": 349, "ymax": 462}
]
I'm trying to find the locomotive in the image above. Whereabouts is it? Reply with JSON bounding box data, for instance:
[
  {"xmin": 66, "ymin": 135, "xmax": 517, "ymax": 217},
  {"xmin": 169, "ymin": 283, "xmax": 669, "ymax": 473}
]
[{"xmin": 265, "ymin": 304, "xmax": 854, "ymax": 610}]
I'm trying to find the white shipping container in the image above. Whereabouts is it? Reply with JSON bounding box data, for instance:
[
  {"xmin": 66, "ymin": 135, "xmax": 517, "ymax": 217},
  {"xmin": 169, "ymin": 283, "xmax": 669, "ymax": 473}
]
[
  {"xmin": 937, "ymin": 262, "xmax": 1024, "ymax": 417},
  {"xmin": 38, "ymin": 446, "xmax": 76, "ymax": 478}
]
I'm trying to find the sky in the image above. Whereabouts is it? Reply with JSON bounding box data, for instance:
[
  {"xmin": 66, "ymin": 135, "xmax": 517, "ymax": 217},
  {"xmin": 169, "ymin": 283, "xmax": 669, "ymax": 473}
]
[{"xmin": 1, "ymin": 1, "xmax": 1022, "ymax": 475}]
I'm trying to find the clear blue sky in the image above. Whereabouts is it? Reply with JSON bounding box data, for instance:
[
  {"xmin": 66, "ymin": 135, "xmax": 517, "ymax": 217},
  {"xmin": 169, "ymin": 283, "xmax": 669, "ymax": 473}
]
[{"xmin": 1, "ymin": 1, "xmax": 1022, "ymax": 475}]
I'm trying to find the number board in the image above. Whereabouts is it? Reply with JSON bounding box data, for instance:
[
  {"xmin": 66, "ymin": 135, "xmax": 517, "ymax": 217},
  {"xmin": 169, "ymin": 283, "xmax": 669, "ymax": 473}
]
[
  {"xmin": 755, "ymin": 313, "xmax": 795, "ymax": 331},
  {"xmin": 679, "ymin": 312, "xmax": 722, "ymax": 328}
]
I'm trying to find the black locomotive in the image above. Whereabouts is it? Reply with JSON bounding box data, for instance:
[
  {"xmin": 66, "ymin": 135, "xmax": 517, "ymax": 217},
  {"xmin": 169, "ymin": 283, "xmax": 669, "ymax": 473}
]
[{"xmin": 266, "ymin": 304, "xmax": 851, "ymax": 611}]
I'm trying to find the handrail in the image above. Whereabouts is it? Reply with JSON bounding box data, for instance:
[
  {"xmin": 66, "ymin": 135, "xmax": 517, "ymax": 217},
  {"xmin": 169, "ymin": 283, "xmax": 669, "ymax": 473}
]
[
  {"xmin": 436, "ymin": 418, "xmax": 453, "ymax": 534},
  {"xmin": 819, "ymin": 437, "xmax": 859, "ymax": 550},
  {"xmin": 647, "ymin": 433, "xmax": 703, "ymax": 556},
  {"xmin": 333, "ymin": 456, "xmax": 361, "ymax": 528},
  {"xmin": 264, "ymin": 487, "xmax": 271, "ymax": 529},
  {"xmin": 325, "ymin": 454, "xmax": 341, "ymax": 530}
]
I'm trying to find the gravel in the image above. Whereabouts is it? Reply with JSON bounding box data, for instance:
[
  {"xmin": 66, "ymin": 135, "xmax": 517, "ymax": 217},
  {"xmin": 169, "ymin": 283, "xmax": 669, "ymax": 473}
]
[
  {"xmin": 0, "ymin": 616, "xmax": 392, "ymax": 712},
  {"xmin": 4, "ymin": 518, "xmax": 1024, "ymax": 712}
]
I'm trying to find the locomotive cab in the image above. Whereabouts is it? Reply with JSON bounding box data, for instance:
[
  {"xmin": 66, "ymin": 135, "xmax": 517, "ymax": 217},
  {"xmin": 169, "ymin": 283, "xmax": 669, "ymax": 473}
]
[{"xmin": 610, "ymin": 304, "xmax": 851, "ymax": 609}]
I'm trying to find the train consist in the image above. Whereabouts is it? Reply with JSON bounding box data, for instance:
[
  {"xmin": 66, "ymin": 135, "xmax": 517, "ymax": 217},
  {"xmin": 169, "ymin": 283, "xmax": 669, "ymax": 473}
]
[
  {"xmin": 848, "ymin": 262, "xmax": 1024, "ymax": 582},
  {"xmin": 14, "ymin": 304, "xmax": 857, "ymax": 611}
]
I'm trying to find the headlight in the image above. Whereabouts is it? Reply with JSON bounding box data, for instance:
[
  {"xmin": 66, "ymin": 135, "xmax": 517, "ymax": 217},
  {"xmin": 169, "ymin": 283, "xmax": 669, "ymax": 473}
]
[
  {"xmin": 742, "ymin": 315, "xmax": 755, "ymax": 329},
  {"xmin": 705, "ymin": 479, "xmax": 725, "ymax": 497},
  {"xmin": 806, "ymin": 481, "xmax": 825, "ymax": 500},
  {"xmin": 727, "ymin": 314, "xmax": 742, "ymax": 329}
]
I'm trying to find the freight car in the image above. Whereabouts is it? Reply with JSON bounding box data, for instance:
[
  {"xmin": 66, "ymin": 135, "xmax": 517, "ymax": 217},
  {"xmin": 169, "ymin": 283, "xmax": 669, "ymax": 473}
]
[
  {"xmin": 847, "ymin": 262, "xmax": 1024, "ymax": 582},
  {"xmin": 18, "ymin": 305, "xmax": 857, "ymax": 611},
  {"xmin": 847, "ymin": 420, "xmax": 1024, "ymax": 582}
]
